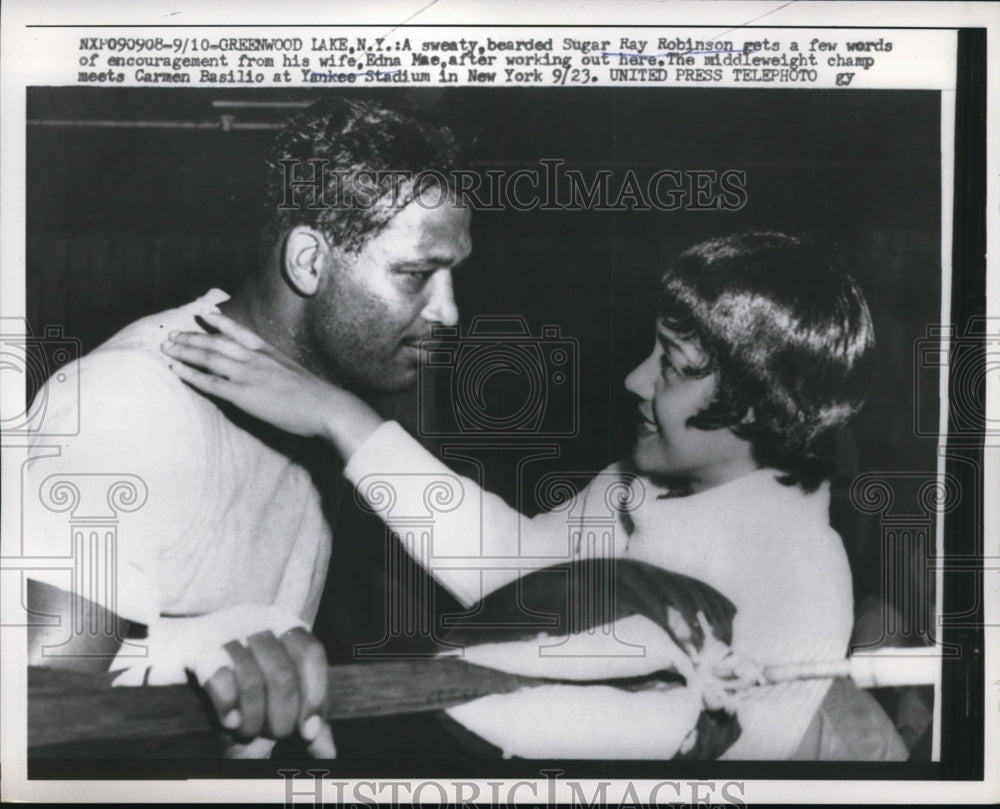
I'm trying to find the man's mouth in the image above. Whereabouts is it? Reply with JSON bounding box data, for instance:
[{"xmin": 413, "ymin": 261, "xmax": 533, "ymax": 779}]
[
  {"xmin": 401, "ymin": 335, "xmax": 426, "ymax": 350},
  {"xmin": 400, "ymin": 336, "xmax": 432, "ymax": 363},
  {"xmin": 402, "ymin": 332, "xmax": 432, "ymax": 347}
]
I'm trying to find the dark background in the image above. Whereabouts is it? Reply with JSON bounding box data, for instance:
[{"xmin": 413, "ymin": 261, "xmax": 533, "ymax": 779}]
[
  {"xmin": 25, "ymin": 86, "xmax": 943, "ymax": 483},
  {"xmin": 26, "ymin": 86, "xmax": 943, "ymax": 759}
]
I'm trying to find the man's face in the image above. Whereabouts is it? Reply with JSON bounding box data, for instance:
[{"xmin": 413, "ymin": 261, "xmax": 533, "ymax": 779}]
[{"xmin": 306, "ymin": 190, "xmax": 472, "ymax": 395}]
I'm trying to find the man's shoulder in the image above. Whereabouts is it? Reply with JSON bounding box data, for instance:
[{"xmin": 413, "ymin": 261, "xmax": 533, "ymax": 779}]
[
  {"xmin": 95, "ymin": 288, "xmax": 230, "ymax": 358},
  {"xmin": 75, "ymin": 289, "xmax": 230, "ymax": 401},
  {"xmin": 32, "ymin": 290, "xmax": 230, "ymax": 442}
]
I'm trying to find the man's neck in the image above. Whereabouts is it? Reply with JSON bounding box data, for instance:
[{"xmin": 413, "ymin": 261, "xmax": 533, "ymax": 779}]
[
  {"xmin": 218, "ymin": 280, "xmax": 303, "ymax": 363},
  {"xmin": 218, "ymin": 278, "xmax": 348, "ymax": 389}
]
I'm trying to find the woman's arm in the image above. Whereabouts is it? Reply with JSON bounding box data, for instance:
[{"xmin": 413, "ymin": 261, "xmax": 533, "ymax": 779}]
[
  {"xmin": 162, "ymin": 312, "xmax": 384, "ymax": 459},
  {"xmin": 342, "ymin": 421, "xmax": 579, "ymax": 605},
  {"xmin": 162, "ymin": 314, "xmax": 580, "ymax": 606}
]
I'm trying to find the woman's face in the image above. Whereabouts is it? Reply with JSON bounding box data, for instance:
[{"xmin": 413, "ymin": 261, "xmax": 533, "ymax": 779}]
[{"xmin": 624, "ymin": 322, "xmax": 757, "ymax": 493}]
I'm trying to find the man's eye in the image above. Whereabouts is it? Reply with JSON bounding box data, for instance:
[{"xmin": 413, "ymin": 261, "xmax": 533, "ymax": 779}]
[{"xmin": 659, "ymin": 355, "xmax": 677, "ymax": 377}]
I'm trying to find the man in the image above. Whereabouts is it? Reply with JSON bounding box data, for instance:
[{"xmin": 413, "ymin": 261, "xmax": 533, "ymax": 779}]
[{"xmin": 25, "ymin": 96, "xmax": 471, "ymax": 757}]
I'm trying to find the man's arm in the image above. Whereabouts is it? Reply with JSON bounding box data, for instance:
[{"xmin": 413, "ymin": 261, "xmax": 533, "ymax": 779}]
[
  {"xmin": 26, "ymin": 347, "xmax": 336, "ymax": 752},
  {"xmin": 27, "ymin": 578, "xmax": 334, "ymax": 752},
  {"xmin": 27, "ymin": 578, "xmax": 129, "ymax": 672}
]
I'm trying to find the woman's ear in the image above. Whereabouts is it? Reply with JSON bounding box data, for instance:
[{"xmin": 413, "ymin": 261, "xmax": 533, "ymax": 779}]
[
  {"xmin": 739, "ymin": 407, "xmax": 756, "ymax": 426},
  {"xmin": 282, "ymin": 225, "xmax": 329, "ymax": 296}
]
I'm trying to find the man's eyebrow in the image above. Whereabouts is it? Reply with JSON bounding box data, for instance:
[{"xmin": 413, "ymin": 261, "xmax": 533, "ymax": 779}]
[
  {"xmin": 392, "ymin": 259, "xmax": 444, "ymax": 270},
  {"xmin": 395, "ymin": 253, "xmax": 469, "ymax": 270}
]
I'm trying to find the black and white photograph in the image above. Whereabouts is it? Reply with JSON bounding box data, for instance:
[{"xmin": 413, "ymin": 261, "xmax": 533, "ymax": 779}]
[{"xmin": 0, "ymin": 2, "xmax": 995, "ymax": 805}]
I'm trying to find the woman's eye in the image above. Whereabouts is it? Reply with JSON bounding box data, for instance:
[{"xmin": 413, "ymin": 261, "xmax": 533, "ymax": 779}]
[{"xmin": 659, "ymin": 355, "xmax": 677, "ymax": 378}]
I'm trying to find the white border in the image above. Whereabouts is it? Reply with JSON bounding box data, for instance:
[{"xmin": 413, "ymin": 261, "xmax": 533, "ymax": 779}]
[{"xmin": 2, "ymin": 1, "xmax": 997, "ymax": 804}]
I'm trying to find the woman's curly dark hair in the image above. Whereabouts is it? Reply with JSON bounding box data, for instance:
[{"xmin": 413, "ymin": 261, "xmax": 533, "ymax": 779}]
[{"xmin": 658, "ymin": 231, "xmax": 876, "ymax": 491}]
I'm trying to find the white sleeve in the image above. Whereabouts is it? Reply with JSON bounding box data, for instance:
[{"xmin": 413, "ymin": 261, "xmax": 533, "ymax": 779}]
[
  {"xmin": 343, "ymin": 421, "xmax": 579, "ymax": 606},
  {"xmin": 24, "ymin": 351, "xmax": 206, "ymax": 627}
]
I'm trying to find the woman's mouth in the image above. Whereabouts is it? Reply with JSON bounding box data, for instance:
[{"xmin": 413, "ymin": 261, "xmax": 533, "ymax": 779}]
[{"xmin": 636, "ymin": 411, "xmax": 658, "ymax": 436}]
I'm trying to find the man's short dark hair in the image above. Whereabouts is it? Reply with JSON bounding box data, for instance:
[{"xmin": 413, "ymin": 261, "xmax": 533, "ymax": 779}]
[
  {"xmin": 658, "ymin": 231, "xmax": 875, "ymax": 491},
  {"xmin": 264, "ymin": 96, "xmax": 460, "ymax": 253}
]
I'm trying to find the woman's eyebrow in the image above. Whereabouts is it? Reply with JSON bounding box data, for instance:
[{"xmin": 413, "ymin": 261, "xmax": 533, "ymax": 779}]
[
  {"xmin": 657, "ymin": 327, "xmax": 709, "ymax": 369},
  {"xmin": 655, "ymin": 327, "xmax": 679, "ymax": 350}
]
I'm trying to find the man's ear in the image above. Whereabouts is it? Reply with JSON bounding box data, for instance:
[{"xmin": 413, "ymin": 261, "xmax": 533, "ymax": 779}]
[
  {"xmin": 739, "ymin": 407, "xmax": 757, "ymax": 426},
  {"xmin": 283, "ymin": 225, "xmax": 329, "ymax": 296}
]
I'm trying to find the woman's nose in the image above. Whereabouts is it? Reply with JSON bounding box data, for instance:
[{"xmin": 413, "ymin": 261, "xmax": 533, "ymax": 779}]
[{"xmin": 624, "ymin": 351, "xmax": 657, "ymax": 400}]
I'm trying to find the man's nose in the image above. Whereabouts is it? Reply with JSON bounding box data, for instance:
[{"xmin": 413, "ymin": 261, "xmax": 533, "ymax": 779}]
[
  {"xmin": 624, "ymin": 351, "xmax": 657, "ymax": 400},
  {"xmin": 422, "ymin": 269, "xmax": 459, "ymax": 327}
]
